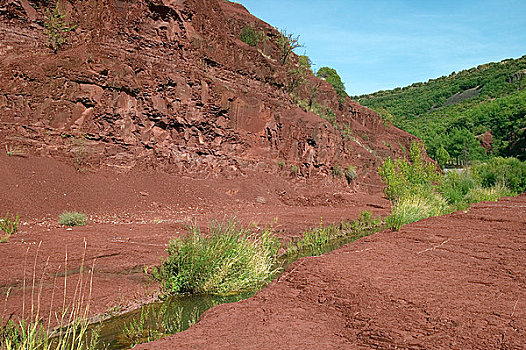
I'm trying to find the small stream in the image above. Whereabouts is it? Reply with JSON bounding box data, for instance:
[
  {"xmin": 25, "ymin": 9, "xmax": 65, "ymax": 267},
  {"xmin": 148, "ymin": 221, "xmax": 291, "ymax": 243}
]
[
  {"xmin": 94, "ymin": 292, "xmax": 255, "ymax": 349},
  {"xmin": 90, "ymin": 224, "xmax": 382, "ymax": 349}
]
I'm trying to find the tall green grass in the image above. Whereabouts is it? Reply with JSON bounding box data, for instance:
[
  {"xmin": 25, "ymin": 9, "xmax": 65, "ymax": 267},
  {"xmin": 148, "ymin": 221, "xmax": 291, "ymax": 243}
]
[
  {"xmin": 0, "ymin": 242, "xmax": 99, "ymax": 350},
  {"xmin": 379, "ymin": 142, "xmax": 524, "ymax": 231},
  {"xmin": 386, "ymin": 193, "xmax": 449, "ymax": 231},
  {"xmin": 153, "ymin": 219, "xmax": 280, "ymax": 296},
  {"xmin": 285, "ymin": 211, "xmax": 383, "ymax": 258}
]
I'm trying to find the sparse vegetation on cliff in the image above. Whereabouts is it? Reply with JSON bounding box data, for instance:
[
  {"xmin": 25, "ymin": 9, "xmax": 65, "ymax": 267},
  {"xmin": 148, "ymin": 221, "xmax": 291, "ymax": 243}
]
[
  {"xmin": 276, "ymin": 30, "xmax": 303, "ymax": 66},
  {"xmin": 43, "ymin": 2, "xmax": 77, "ymax": 53},
  {"xmin": 240, "ymin": 24, "xmax": 264, "ymax": 47}
]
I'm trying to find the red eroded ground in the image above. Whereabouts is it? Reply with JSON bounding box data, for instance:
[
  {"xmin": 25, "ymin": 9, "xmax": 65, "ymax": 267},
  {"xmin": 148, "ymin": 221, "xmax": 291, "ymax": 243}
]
[
  {"xmin": 0, "ymin": 152, "xmax": 389, "ymax": 323},
  {"xmin": 135, "ymin": 195, "xmax": 526, "ymax": 349}
]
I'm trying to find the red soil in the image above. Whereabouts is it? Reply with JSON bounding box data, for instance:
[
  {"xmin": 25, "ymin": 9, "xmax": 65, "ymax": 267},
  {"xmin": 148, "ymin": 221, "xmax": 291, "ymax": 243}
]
[
  {"xmin": 0, "ymin": 153, "xmax": 390, "ymax": 323},
  {"xmin": 136, "ymin": 195, "xmax": 526, "ymax": 349}
]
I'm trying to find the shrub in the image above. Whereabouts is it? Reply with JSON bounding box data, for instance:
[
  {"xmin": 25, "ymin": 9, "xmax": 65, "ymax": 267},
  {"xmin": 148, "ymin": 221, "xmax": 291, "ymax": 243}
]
[
  {"xmin": 153, "ymin": 219, "xmax": 280, "ymax": 295},
  {"xmin": 43, "ymin": 2, "xmax": 77, "ymax": 53},
  {"xmin": 240, "ymin": 25, "xmax": 262, "ymax": 47},
  {"xmin": 378, "ymin": 142, "xmax": 441, "ymax": 201},
  {"xmin": 59, "ymin": 211, "xmax": 87, "ymax": 226},
  {"xmin": 386, "ymin": 193, "xmax": 450, "ymax": 231},
  {"xmin": 345, "ymin": 165, "xmax": 357, "ymax": 184},
  {"xmin": 471, "ymin": 157, "xmax": 526, "ymax": 194},
  {"xmin": 331, "ymin": 164, "xmax": 343, "ymax": 178}
]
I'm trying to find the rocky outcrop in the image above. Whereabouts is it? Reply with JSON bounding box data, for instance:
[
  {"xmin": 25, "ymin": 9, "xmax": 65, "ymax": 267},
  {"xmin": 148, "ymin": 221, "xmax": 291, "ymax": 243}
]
[{"xmin": 0, "ymin": 0, "xmax": 415, "ymax": 186}]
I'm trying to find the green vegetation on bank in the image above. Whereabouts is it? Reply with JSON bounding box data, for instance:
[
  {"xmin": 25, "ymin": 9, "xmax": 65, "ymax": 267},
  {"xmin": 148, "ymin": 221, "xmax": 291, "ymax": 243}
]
[
  {"xmin": 358, "ymin": 55, "xmax": 526, "ymax": 163},
  {"xmin": 153, "ymin": 219, "xmax": 280, "ymax": 296},
  {"xmin": 379, "ymin": 142, "xmax": 525, "ymax": 230},
  {"xmin": 285, "ymin": 211, "xmax": 382, "ymax": 259},
  {"xmin": 154, "ymin": 213, "xmax": 387, "ymax": 297},
  {"xmin": 0, "ymin": 246, "xmax": 98, "ymax": 350}
]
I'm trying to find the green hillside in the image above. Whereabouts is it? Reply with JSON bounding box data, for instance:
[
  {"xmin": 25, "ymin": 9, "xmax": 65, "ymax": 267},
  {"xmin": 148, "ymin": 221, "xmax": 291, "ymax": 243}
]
[{"xmin": 356, "ymin": 55, "xmax": 526, "ymax": 164}]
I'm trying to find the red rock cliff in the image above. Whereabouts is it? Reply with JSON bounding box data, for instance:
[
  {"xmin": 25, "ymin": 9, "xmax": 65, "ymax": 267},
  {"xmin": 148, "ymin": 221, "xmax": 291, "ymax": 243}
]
[{"xmin": 0, "ymin": 0, "xmax": 416, "ymax": 187}]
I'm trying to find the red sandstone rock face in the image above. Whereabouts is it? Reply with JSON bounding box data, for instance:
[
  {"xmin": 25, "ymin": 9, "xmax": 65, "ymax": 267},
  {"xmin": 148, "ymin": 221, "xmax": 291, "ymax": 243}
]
[{"xmin": 0, "ymin": 0, "xmax": 415, "ymax": 186}]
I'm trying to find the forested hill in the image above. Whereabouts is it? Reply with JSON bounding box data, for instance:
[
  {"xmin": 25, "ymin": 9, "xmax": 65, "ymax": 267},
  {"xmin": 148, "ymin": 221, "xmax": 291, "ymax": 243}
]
[{"xmin": 356, "ymin": 55, "xmax": 526, "ymax": 165}]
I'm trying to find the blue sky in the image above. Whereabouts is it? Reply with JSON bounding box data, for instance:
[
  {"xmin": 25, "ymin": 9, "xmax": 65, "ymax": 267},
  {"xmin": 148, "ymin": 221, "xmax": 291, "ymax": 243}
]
[{"xmin": 236, "ymin": 0, "xmax": 526, "ymax": 95}]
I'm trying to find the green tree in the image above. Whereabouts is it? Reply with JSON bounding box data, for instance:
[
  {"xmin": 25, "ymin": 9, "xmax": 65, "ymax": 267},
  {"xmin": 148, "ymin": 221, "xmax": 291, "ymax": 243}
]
[
  {"xmin": 446, "ymin": 128, "xmax": 486, "ymax": 164},
  {"xmin": 435, "ymin": 145, "xmax": 450, "ymax": 169},
  {"xmin": 276, "ymin": 30, "xmax": 303, "ymax": 66},
  {"xmin": 316, "ymin": 67, "xmax": 347, "ymax": 97}
]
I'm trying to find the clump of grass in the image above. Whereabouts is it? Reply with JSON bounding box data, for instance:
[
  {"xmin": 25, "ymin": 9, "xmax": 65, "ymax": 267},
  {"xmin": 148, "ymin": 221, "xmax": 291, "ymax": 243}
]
[
  {"xmin": 386, "ymin": 193, "xmax": 449, "ymax": 231},
  {"xmin": 290, "ymin": 165, "xmax": 299, "ymax": 176},
  {"xmin": 0, "ymin": 213, "xmax": 19, "ymax": 243},
  {"xmin": 464, "ymin": 183, "xmax": 512, "ymax": 203},
  {"xmin": 59, "ymin": 212, "xmax": 87, "ymax": 226},
  {"xmin": 286, "ymin": 211, "xmax": 383, "ymax": 258},
  {"xmin": 0, "ymin": 242, "xmax": 99, "ymax": 350},
  {"xmin": 153, "ymin": 219, "xmax": 280, "ymax": 296}
]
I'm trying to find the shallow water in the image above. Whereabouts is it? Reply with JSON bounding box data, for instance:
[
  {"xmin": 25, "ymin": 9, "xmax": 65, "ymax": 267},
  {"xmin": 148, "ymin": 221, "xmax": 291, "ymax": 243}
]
[
  {"xmin": 94, "ymin": 292, "xmax": 255, "ymax": 349},
  {"xmin": 92, "ymin": 224, "xmax": 381, "ymax": 349}
]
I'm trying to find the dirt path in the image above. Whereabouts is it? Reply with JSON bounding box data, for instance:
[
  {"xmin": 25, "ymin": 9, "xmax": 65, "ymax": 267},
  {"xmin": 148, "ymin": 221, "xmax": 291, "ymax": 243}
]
[{"xmin": 136, "ymin": 194, "xmax": 526, "ymax": 349}]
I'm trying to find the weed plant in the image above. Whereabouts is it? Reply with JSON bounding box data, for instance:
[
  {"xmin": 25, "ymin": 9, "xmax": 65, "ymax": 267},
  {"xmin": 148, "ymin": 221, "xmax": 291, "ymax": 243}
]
[
  {"xmin": 0, "ymin": 242, "xmax": 99, "ymax": 350},
  {"xmin": 153, "ymin": 219, "xmax": 280, "ymax": 296},
  {"xmin": 59, "ymin": 212, "xmax": 87, "ymax": 227},
  {"xmin": 0, "ymin": 213, "xmax": 19, "ymax": 243}
]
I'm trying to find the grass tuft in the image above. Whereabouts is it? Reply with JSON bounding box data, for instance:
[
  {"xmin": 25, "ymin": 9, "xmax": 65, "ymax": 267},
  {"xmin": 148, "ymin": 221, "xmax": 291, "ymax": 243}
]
[
  {"xmin": 0, "ymin": 213, "xmax": 20, "ymax": 243},
  {"xmin": 386, "ymin": 193, "xmax": 449, "ymax": 231},
  {"xmin": 153, "ymin": 219, "xmax": 280, "ymax": 296},
  {"xmin": 286, "ymin": 211, "xmax": 383, "ymax": 258},
  {"xmin": 59, "ymin": 212, "xmax": 87, "ymax": 227},
  {"xmin": 464, "ymin": 183, "xmax": 512, "ymax": 203}
]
